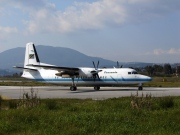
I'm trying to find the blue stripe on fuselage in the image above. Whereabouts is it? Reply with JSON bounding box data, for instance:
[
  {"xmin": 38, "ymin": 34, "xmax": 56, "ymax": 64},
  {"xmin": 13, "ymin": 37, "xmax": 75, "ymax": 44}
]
[{"xmin": 34, "ymin": 78, "xmax": 151, "ymax": 82}]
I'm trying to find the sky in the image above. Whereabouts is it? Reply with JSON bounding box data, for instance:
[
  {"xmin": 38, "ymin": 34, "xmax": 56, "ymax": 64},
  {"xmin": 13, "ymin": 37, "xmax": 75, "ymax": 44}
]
[{"xmin": 0, "ymin": 0, "xmax": 180, "ymax": 63}]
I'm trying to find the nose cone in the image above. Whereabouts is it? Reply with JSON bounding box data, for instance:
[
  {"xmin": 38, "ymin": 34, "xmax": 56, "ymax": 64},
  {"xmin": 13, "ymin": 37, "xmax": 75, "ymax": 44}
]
[
  {"xmin": 140, "ymin": 75, "xmax": 152, "ymax": 82},
  {"xmin": 147, "ymin": 76, "xmax": 152, "ymax": 82}
]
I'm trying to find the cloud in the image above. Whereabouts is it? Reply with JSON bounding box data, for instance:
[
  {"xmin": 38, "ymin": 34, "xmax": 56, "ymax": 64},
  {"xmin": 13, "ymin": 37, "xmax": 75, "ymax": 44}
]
[
  {"xmin": 153, "ymin": 49, "xmax": 165, "ymax": 55},
  {"xmin": 0, "ymin": 26, "xmax": 18, "ymax": 40},
  {"xmin": 0, "ymin": 26, "xmax": 18, "ymax": 37},
  {"xmin": 24, "ymin": 0, "xmax": 127, "ymax": 33},
  {"xmin": 167, "ymin": 48, "xmax": 180, "ymax": 55},
  {"xmin": 0, "ymin": 0, "xmax": 47, "ymax": 9},
  {"xmin": 1, "ymin": 0, "xmax": 180, "ymax": 33},
  {"xmin": 147, "ymin": 48, "xmax": 180, "ymax": 55},
  {"xmin": 29, "ymin": 0, "xmax": 180, "ymax": 33},
  {"xmin": 0, "ymin": 26, "xmax": 18, "ymax": 34}
]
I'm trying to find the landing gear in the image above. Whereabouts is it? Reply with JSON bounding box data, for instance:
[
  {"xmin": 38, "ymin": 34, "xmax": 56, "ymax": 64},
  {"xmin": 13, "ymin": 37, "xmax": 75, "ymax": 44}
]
[
  {"xmin": 70, "ymin": 86, "xmax": 77, "ymax": 91},
  {"xmin": 138, "ymin": 86, "xmax": 143, "ymax": 91},
  {"xmin": 70, "ymin": 77, "xmax": 77, "ymax": 91},
  {"xmin": 94, "ymin": 86, "xmax": 100, "ymax": 90},
  {"xmin": 138, "ymin": 83, "xmax": 143, "ymax": 91}
]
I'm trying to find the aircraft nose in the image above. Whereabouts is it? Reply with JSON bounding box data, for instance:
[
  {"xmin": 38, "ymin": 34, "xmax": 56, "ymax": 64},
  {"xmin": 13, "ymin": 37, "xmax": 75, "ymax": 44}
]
[
  {"xmin": 147, "ymin": 76, "xmax": 152, "ymax": 81},
  {"xmin": 141, "ymin": 75, "xmax": 152, "ymax": 82}
]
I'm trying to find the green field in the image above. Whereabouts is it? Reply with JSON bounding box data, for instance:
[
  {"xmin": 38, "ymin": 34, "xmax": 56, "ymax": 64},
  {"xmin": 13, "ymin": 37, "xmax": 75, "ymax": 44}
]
[
  {"xmin": 0, "ymin": 95, "xmax": 180, "ymax": 135},
  {"xmin": 144, "ymin": 76, "xmax": 180, "ymax": 87}
]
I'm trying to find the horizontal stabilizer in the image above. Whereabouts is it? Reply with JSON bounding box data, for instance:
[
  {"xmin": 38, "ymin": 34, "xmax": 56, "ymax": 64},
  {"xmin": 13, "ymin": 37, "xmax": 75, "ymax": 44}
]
[{"xmin": 13, "ymin": 66, "xmax": 37, "ymax": 71}]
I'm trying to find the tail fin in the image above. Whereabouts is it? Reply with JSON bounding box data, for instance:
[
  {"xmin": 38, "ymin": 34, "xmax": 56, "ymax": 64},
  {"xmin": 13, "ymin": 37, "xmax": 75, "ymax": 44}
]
[{"xmin": 24, "ymin": 42, "xmax": 40, "ymax": 67}]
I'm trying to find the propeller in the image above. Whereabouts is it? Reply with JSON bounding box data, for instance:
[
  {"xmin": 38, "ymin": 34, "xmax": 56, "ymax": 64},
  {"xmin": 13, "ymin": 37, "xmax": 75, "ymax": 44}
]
[
  {"xmin": 117, "ymin": 61, "xmax": 123, "ymax": 68},
  {"xmin": 91, "ymin": 61, "xmax": 102, "ymax": 81},
  {"xmin": 117, "ymin": 61, "xmax": 120, "ymax": 68}
]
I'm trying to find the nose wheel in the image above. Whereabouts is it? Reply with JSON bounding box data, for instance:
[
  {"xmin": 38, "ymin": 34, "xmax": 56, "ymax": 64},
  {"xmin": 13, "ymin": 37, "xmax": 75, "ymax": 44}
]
[
  {"xmin": 94, "ymin": 86, "xmax": 100, "ymax": 90},
  {"xmin": 70, "ymin": 86, "xmax": 77, "ymax": 91},
  {"xmin": 138, "ymin": 86, "xmax": 143, "ymax": 90}
]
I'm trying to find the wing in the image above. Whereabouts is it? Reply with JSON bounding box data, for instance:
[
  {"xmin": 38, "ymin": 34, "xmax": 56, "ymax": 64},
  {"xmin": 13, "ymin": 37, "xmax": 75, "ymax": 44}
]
[
  {"xmin": 26, "ymin": 64, "xmax": 79, "ymax": 72},
  {"xmin": 13, "ymin": 66, "xmax": 38, "ymax": 71},
  {"xmin": 27, "ymin": 64, "xmax": 80, "ymax": 77}
]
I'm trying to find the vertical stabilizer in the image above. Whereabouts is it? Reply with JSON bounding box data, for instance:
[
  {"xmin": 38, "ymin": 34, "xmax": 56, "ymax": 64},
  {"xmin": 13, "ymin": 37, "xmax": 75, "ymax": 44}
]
[{"xmin": 24, "ymin": 42, "xmax": 40, "ymax": 67}]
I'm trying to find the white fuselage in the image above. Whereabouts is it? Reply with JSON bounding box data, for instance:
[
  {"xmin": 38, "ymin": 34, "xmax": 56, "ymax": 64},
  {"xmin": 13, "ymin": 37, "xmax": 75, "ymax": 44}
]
[{"xmin": 22, "ymin": 67, "xmax": 152, "ymax": 86}]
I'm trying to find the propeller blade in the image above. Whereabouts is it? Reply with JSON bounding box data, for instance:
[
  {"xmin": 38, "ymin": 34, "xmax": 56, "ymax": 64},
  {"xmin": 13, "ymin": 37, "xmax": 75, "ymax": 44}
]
[
  {"xmin": 117, "ymin": 61, "xmax": 120, "ymax": 68},
  {"xmin": 97, "ymin": 74, "xmax": 100, "ymax": 79},
  {"xmin": 91, "ymin": 70, "xmax": 102, "ymax": 74},
  {"xmin": 92, "ymin": 61, "xmax": 96, "ymax": 69},
  {"xmin": 91, "ymin": 70, "xmax": 96, "ymax": 73},
  {"xmin": 93, "ymin": 74, "xmax": 96, "ymax": 82},
  {"xmin": 91, "ymin": 61, "xmax": 101, "ymax": 82},
  {"xmin": 97, "ymin": 61, "xmax": 99, "ymax": 69}
]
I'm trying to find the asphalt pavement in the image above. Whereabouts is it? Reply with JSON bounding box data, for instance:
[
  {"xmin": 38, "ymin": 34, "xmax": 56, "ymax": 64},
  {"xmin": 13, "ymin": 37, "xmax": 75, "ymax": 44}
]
[{"xmin": 0, "ymin": 86, "xmax": 180, "ymax": 99}]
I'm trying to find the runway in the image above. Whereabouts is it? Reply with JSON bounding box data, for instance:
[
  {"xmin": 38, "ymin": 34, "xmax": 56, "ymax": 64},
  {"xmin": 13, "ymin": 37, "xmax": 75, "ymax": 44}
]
[{"xmin": 0, "ymin": 86, "xmax": 180, "ymax": 99}]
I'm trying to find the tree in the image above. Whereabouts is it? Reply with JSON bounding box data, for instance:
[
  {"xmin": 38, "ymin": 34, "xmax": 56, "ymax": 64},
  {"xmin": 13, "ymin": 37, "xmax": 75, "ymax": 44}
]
[
  {"xmin": 163, "ymin": 64, "xmax": 172, "ymax": 75},
  {"xmin": 178, "ymin": 66, "xmax": 180, "ymax": 74},
  {"xmin": 173, "ymin": 66, "xmax": 180, "ymax": 76},
  {"xmin": 153, "ymin": 64, "xmax": 163, "ymax": 72},
  {"xmin": 134, "ymin": 67, "xmax": 141, "ymax": 72},
  {"xmin": 145, "ymin": 66, "xmax": 154, "ymax": 76}
]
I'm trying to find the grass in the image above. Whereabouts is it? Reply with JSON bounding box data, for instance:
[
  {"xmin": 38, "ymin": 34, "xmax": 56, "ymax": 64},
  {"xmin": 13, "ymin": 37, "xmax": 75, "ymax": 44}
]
[
  {"xmin": 0, "ymin": 95, "xmax": 180, "ymax": 135},
  {"xmin": 144, "ymin": 76, "xmax": 180, "ymax": 87}
]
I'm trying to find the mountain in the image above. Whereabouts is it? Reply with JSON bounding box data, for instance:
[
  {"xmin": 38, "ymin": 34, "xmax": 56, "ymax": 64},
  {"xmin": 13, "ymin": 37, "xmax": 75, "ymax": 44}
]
[
  {"xmin": 0, "ymin": 69, "xmax": 14, "ymax": 76},
  {"xmin": 0, "ymin": 45, "xmax": 116, "ymax": 71},
  {"xmin": 0, "ymin": 47, "xmax": 25, "ymax": 71},
  {"xmin": 0, "ymin": 45, "xmax": 160, "ymax": 75}
]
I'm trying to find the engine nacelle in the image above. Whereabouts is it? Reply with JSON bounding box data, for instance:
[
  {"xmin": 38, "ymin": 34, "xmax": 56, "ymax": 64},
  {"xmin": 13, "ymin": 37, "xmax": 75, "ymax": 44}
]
[
  {"xmin": 79, "ymin": 68, "xmax": 93, "ymax": 77},
  {"xmin": 55, "ymin": 71, "xmax": 79, "ymax": 78}
]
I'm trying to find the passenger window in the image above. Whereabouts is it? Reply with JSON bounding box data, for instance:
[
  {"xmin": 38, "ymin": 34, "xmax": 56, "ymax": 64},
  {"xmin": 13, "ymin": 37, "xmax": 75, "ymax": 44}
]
[{"xmin": 128, "ymin": 72, "xmax": 131, "ymax": 74}]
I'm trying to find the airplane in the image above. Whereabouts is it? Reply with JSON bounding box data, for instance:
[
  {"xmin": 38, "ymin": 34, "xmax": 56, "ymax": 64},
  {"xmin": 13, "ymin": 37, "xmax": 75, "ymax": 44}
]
[{"xmin": 14, "ymin": 42, "xmax": 152, "ymax": 91}]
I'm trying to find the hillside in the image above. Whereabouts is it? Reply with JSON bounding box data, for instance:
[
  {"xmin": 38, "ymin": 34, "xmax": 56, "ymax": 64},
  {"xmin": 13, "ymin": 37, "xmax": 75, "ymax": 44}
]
[
  {"xmin": 0, "ymin": 45, "xmax": 115, "ymax": 70},
  {"xmin": 0, "ymin": 45, "xmax": 157, "ymax": 75}
]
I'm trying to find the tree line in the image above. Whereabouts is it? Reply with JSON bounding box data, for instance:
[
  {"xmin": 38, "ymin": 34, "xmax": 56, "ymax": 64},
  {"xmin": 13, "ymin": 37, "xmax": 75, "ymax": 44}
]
[{"xmin": 143, "ymin": 64, "xmax": 180, "ymax": 77}]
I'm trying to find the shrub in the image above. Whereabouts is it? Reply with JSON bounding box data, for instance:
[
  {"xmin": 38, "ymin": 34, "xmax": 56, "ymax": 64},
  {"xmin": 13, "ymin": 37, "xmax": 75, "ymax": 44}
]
[
  {"xmin": 0, "ymin": 95, "xmax": 2, "ymax": 110},
  {"xmin": 45, "ymin": 100, "xmax": 58, "ymax": 110},
  {"xmin": 8, "ymin": 100, "xmax": 18, "ymax": 109},
  {"xmin": 158, "ymin": 97, "xmax": 174, "ymax": 109},
  {"xmin": 130, "ymin": 92, "xmax": 153, "ymax": 110},
  {"xmin": 17, "ymin": 87, "xmax": 40, "ymax": 109}
]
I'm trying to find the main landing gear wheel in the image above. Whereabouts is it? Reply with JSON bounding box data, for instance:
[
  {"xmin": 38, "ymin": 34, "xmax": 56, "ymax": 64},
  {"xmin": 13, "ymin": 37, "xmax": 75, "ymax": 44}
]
[
  {"xmin": 70, "ymin": 86, "xmax": 77, "ymax": 91},
  {"xmin": 70, "ymin": 77, "xmax": 77, "ymax": 91},
  {"xmin": 138, "ymin": 86, "xmax": 143, "ymax": 91},
  {"xmin": 94, "ymin": 86, "xmax": 100, "ymax": 90}
]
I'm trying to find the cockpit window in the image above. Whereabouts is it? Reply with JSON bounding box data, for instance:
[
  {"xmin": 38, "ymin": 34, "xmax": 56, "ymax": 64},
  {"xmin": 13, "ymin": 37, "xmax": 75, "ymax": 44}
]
[
  {"xmin": 132, "ymin": 71, "xmax": 138, "ymax": 74},
  {"xmin": 128, "ymin": 72, "xmax": 131, "ymax": 74}
]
